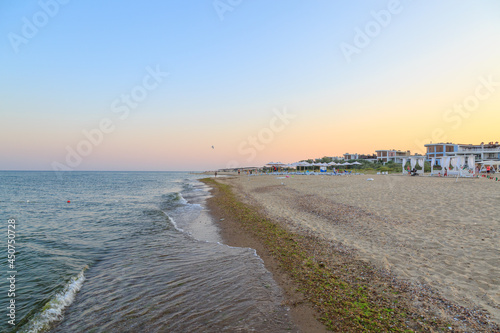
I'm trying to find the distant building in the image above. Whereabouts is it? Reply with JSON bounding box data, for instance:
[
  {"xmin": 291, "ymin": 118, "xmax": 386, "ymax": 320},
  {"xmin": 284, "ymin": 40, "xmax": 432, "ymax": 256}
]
[
  {"xmin": 343, "ymin": 153, "xmax": 377, "ymax": 162},
  {"xmin": 425, "ymin": 141, "xmax": 500, "ymax": 164},
  {"xmin": 375, "ymin": 149, "xmax": 410, "ymax": 163},
  {"xmin": 424, "ymin": 143, "xmax": 457, "ymax": 162}
]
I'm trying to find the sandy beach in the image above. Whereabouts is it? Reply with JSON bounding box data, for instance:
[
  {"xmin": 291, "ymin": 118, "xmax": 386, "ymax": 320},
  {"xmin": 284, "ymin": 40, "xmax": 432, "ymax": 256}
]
[{"xmin": 213, "ymin": 174, "xmax": 499, "ymax": 330}]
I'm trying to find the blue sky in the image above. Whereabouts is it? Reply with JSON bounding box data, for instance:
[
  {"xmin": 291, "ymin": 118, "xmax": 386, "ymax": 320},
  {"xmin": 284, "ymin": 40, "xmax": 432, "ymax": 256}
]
[{"xmin": 1, "ymin": 1, "xmax": 500, "ymax": 170}]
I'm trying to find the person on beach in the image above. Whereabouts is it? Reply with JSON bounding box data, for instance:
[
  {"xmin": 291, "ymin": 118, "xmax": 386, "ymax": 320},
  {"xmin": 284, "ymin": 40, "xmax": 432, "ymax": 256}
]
[
  {"xmin": 215, "ymin": 171, "xmax": 217, "ymax": 178},
  {"xmin": 238, "ymin": 169, "xmax": 240, "ymax": 175},
  {"xmin": 444, "ymin": 167, "xmax": 448, "ymax": 177},
  {"xmin": 486, "ymin": 165, "xmax": 490, "ymax": 174}
]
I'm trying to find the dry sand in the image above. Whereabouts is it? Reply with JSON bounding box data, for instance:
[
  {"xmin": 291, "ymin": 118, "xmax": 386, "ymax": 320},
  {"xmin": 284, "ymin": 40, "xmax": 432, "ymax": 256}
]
[{"xmin": 219, "ymin": 174, "xmax": 500, "ymax": 326}]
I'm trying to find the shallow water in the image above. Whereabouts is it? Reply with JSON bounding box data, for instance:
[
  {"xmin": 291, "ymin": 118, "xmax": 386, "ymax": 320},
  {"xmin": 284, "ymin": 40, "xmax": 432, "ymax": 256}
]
[{"xmin": 0, "ymin": 172, "xmax": 295, "ymax": 332}]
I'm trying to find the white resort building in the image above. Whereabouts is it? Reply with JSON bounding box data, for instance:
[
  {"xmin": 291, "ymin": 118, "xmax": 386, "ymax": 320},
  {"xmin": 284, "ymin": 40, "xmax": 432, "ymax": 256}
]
[{"xmin": 425, "ymin": 142, "xmax": 500, "ymax": 164}]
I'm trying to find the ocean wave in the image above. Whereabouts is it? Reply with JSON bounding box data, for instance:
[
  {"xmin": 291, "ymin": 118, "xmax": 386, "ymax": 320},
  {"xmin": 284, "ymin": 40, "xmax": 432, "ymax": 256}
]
[
  {"xmin": 19, "ymin": 265, "xmax": 88, "ymax": 333},
  {"xmin": 160, "ymin": 192, "xmax": 187, "ymax": 211},
  {"xmin": 165, "ymin": 214, "xmax": 184, "ymax": 233}
]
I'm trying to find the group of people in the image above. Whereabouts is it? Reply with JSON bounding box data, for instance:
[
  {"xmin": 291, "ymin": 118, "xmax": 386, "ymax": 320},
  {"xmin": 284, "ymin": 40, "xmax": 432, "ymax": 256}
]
[
  {"xmin": 436, "ymin": 165, "xmax": 495, "ymax": 177},
  {"xmin": 406, "ymin": 166, "xmax": 421, "ymax": 176},
  {"xmin": 405, "ymin": 162, "xmax": 497, "ymax": 177}
]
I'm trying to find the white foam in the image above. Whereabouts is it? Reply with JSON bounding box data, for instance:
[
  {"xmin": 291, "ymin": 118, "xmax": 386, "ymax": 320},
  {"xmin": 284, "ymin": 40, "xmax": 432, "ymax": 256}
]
[
  {"xmin": 177, "ymin": 192, "xmax": 188, "ymax": 205},
  {"xmin": 166, "ymin": 214, "xmax": 184, "ymax": 233},
  {"xmin": 20, "ymin": 265, "xmax": 88, "ymax": 333}
]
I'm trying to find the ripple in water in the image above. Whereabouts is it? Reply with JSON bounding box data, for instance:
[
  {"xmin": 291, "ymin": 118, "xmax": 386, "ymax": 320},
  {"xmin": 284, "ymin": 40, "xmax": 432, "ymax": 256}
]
[{"xmin": 44, "ymin": 175, "xmax": 297, "ymax": 332}]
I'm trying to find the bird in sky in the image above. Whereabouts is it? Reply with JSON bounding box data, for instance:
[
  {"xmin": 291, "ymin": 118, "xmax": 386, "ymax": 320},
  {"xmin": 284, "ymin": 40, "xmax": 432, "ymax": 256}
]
[{"xmin": 211, "ymin": 146, "xmax": 214, "ymax": 149}]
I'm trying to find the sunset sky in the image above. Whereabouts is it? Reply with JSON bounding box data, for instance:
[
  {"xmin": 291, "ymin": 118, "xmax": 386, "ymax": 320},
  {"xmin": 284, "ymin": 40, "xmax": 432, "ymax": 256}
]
[{"xmin": 1, "ymin": 1, "xmax": 500, "ymax": 171}]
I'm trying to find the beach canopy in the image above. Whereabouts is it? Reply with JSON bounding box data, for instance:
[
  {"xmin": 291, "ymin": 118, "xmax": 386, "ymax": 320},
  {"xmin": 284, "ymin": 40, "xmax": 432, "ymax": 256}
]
[
  {"xmin": 478, "ymin": 160, "xmax": 500, "ymax": 172},
  {"xmin": 351, "ymin": 161, "xmax": 362, "ymax": 165},
  {"xmin": 479, "ymin": 160, "xmax": 500, "ymax": 165}
]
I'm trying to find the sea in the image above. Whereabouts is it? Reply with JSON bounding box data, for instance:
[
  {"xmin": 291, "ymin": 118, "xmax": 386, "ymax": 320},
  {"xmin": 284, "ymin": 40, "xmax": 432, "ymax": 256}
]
[{"xmin": 0, "ymin": 171, "xmax": 296, "ymax": 333}]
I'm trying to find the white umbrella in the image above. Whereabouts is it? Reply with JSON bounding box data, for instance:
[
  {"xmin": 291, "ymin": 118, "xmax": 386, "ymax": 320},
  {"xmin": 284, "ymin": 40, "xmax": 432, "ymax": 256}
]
[
  {"xmin": 318, "ymin": 162, "xmax": 329, "ymax": 172},
  {"xmin": 267, "ymin": 161, "xmax": 287, "ymax": 166},
  {"xmin": 294, "ymin": 161, "xmax": 310, "ymax": 172},
  {"xmin": 267, "ymin": 161, "xmax": 287, "ymax": 172},
  {"xmin": 351, "ymin": 161, "xmax": 362, "ymax": 165},
  {"xmin": 315, "ymin": 162, "xmax": 328, "ymax": 170}
]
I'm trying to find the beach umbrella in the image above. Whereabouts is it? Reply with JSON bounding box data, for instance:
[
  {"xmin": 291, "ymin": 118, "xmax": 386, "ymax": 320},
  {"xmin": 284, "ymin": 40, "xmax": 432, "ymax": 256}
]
[
  {"xmin": 351, "ymin": 161, "xmax": 362, "ymax": 169},
  {"xmin": 296, "ymin": 161, "xmax": 312, "ymax": 172},
  {"xmin": 292, "ymin": 162, "xmax": 302, "ymax": 171},
  {"xmin": 267, "ymin": 161, "xmax": 287, "ymax": 172},
  {"xmin": 339, "ymin": 162, "xmax": 352, "ymax": 170},
  {"xmin": 266, "ymin": 161, "xmax": 288, "ymax": 167},
  {"xmin": 328, "ymin": 161, "xmax": 340, "ymax": 167},
  {"xmin": 327, "ymin": 161, "xmax": 339, "ymax": 170},
  {"xmin": 312, "ymin": 162, "xmax": 325, "ymax": 171},
  {"xmin": 318, "ymin": 162, "xmax": 329, "ymax": 172}
]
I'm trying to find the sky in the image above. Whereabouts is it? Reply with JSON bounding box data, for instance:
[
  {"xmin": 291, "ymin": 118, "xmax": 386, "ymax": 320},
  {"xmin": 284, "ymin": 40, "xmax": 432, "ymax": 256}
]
[{"xmin": 1, "ymin": 0, "xmax": 500, "ymax": 171}]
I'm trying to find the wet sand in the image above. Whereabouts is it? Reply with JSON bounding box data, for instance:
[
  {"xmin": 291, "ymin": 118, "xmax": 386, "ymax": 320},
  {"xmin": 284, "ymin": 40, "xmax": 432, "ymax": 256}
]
[{"xmin": 215, "ymin": 174, "xmax": 500, "ymax": 329}]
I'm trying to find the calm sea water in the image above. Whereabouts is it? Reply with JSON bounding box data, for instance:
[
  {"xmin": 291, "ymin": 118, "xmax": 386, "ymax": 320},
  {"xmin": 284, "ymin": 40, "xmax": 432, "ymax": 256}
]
[{"xmin": 0, "ymin": 171, "xmax": 296, "ymax": 333}]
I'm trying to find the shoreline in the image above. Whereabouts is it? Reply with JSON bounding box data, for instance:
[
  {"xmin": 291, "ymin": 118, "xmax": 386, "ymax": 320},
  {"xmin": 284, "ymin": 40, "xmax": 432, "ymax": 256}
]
[
  {"xmin": 202, "ymin": 178, "xmax": 327, "ymax": 333},
  {"xmin": 202, "ymin": 175, "xmax": 499, "ymax": 332}
]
